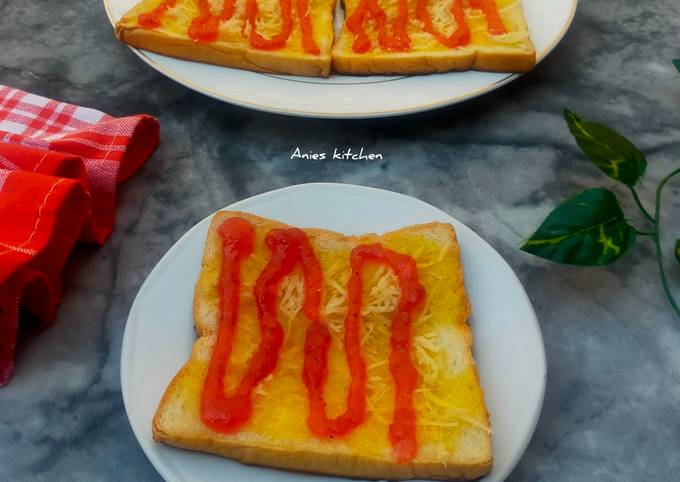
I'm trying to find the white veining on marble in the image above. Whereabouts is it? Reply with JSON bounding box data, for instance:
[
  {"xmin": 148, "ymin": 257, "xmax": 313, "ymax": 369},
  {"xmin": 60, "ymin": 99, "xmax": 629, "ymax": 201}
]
[{"xmin": 0, "ymin": 0, "xmax": 679, "ymax": 481}]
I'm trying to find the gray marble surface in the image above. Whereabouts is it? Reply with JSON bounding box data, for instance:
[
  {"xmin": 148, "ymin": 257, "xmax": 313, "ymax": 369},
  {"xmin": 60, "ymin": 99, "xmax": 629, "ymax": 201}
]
[{"xmin": 1, "ymin": 0, "xmax": 680, "ymax": 480}]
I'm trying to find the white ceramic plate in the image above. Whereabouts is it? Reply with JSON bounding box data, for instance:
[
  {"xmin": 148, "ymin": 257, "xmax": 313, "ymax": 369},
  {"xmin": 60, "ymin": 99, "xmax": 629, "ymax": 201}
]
[
  {"xmin": 122, "ymin": 183, "xmax": 546, "ymax": 482},
  {"xmin": 103, "ymin": 0, "xmax": 576, "ymax": 118}
]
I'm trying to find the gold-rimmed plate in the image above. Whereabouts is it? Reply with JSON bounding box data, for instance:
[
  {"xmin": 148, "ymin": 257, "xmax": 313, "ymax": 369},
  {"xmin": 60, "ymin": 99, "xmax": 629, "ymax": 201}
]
[
  {"xmin": 104, "ymin": 0, "xmax": 576, "ymax": 118},
  {"xmin": 121, "ymin": 183, "xmax": 546, "ymax": 482}
]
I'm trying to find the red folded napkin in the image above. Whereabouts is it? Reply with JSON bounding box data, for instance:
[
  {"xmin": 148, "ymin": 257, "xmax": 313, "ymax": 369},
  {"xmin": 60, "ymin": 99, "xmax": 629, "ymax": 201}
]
[{"xmin": 0, "ymin": 85, "xmax": 159, "ymax": 386}]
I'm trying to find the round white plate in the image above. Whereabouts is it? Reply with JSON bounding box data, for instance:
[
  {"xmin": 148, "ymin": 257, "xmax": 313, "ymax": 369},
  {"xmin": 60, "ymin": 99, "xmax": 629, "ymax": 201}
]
[
  {"xmin": 103, "ymin": 0, "xmax": 576, "ymax": 118},
  {"xmin": 122, "ymin": 183, "xmax": 546, "ymax": 482}
]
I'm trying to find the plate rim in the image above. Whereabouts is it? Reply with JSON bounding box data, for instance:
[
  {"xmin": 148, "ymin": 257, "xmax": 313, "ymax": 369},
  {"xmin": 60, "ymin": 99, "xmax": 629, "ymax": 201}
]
[
  {"xmin": 102, "ymin": 0, "xmax": 578, "ymax": 119},
  {"xmin": 121, "ymin": 182, "xmax": 547, "ymax": 482}
]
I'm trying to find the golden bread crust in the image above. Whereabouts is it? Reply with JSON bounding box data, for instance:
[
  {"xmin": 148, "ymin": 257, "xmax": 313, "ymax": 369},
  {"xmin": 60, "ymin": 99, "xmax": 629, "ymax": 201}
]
[
  {"xmin": 331, "ymin": 49, "xmax": 475, "ymax": 75},
  {"xmin": 330, "ymin": 48, "xmax": 535, "ymax": 75},
  {"xmin": 332, "ymin": 0, "xmax": 536, "ymax": 75},
  {"xmin": 331, "ymin": 48, "xmax": 535, "ymax": 75},
  {"xmin": 115, "ymin": 24, "xmax": 332, "ymax": 77},
  {"xmin": 114, "ymin": 0, "xmax": 534, "ymax": 76},
  {"xmin": 152, "ymin": 357, "xmax": 489, "ymax": 480},
  {"xmin": 155, "ymin": 210, "xmax": 492, "ymax": 480}
]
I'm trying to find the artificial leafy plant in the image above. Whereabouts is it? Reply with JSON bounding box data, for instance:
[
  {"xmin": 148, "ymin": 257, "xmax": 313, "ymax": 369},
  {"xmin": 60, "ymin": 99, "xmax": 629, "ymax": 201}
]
[{"xmin": 521, "ymin": 108, "xmax": 680, "ymax": 319}]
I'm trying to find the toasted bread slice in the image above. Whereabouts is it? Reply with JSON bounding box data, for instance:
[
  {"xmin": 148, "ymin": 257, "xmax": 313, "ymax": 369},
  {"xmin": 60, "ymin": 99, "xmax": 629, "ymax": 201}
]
[
  {"xmin": 332, "ymin": 0, "xmax": 535, "ymax": 74},
  {"xmin": 153, "ymin": 211, "xmax": 492, "ymax": 480},
  {"xmin": 115, "ymin": 0, "xmax": 336, "ymax": 76}
]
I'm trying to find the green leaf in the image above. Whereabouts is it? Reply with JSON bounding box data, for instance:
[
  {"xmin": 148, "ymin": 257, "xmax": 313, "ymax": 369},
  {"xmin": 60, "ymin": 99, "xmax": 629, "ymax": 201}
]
[
  {"xmin": 564, "ymin": 109, "xmax": 647, "ymax": 186},
  {"xmin": 675, "ymin": 239, "xmax": 680, "ymax": 266},
  {"xmin": 521, "ymin": 188, "xmax": 636, "ymax": 266},
  {"xmin": 674, "ymin": 59, "xmax": 680, "ymax": 73}
]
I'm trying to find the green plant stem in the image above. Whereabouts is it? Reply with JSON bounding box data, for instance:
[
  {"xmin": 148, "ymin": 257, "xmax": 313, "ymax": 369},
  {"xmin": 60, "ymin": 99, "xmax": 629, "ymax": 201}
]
[
  {"xmin": 629, "ymin": 187, "xmax": 655, "ymax": 223},
  {"xmin": 653, "ymin": 166, "xmax": 680, "ymax": 318}
]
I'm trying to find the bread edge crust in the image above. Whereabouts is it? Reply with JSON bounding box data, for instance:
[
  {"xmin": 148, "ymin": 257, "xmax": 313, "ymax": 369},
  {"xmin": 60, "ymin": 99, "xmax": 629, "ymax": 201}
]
[
  {"xmin": 153, "ymin": 210, "xmax": 492, "ymax": 481},
  {"xmin": 115, "ymin": 22, "xmax": 333, "ymax": 77}
]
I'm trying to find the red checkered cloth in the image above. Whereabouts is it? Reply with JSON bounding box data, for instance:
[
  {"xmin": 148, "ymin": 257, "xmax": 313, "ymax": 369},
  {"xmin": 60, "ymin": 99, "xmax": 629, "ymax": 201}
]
[{"xmin": 0, "ymin": 85, "xmax": 159, "ymax": 386}]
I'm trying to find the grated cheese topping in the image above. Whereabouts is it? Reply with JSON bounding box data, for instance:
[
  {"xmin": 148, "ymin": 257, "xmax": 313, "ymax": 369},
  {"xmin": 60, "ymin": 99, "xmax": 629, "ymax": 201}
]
[{"xmin": 204, "ymin": 226, "xmax": 491, "ymax": 458}]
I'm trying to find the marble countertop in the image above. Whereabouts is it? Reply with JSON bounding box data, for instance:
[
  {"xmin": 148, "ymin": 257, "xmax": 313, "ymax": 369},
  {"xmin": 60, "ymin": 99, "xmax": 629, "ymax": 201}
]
[{"xmin": 2, "ymin": 0, "xmax": 680, "ymax": 480}]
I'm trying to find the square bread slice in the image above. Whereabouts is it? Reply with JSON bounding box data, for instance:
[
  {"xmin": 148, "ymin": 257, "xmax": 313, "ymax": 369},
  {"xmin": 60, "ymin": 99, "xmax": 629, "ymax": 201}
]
[
  {"xmin": 153, "ymin": 211, "xmax": 492, "ymax": 480},
  {"xmin": 115, "ymin": 0, "xmax": 336, "ymax": 76},
  {"xmin": 332, "ymin": 0, "xmax": 535, "ymax": 74}
]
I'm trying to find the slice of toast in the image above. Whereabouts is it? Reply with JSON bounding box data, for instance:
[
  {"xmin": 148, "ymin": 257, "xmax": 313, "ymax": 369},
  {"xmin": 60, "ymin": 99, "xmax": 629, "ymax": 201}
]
[
  {"xmin": 332, "ymin": 0, "xmax": 535, "ymax": 74},
  {"xmin": 153, "ymin": 211, "xmax": 492, "ymax": 480},
  {"xmin": 115, "ymin": 0, "xmax": 336, "ymax": 76}
]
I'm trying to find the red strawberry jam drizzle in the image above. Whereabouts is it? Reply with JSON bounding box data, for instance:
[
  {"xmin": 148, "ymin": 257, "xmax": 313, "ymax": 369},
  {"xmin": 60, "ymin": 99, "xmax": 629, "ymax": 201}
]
[
  {"xmin": 348, "ymin": 244, "xmax": 425, "ymax": 462},
  {"xmin": 200, "ymin": 217, "xmax": 256, "ymax": 433},
  {"xmin": 469, "ymin": 0, "xmax": 507, "ymax": 35},
  {"xmin": 345, "ymin": 0, "xmax": 410, "ymax": 53},
  {"xmin": 245, "ymin": 0, "xmax": 294, "ymax": 50},
  {"xmin": 201, "ymin": 218, "xmax": 425, "ymax": 463},
  {"xmin": 305, "ymin": 241, "xmax": 427, "ymax": 462},
  {"xmin": 187, "ymin": 0, "xmax": 236, "ymax": 43},
  {"xmin": 297, "ymin": 0, "xmax": 322, "ymax": 55},
  {"xmin": 138, "ymin": 0, "xmax": 177, "ymax": 28},
  {"xmin": 417, "ymin": 0, "xmax": 470, "ymax": 48},
  {"xmin": 138, "ymin": 0, "xmax": 319, "ymax": 54},
  {"xmin": 351, "ymin": 0, "xmax": 507, "ymax": 53},
  {"xmin": 302, "ymin": 251, "xmax": 368, "ymax": 438},
  {"xmin": 201, "ymin": 223, "xmax": 323, "ymax": 433}
]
